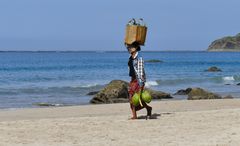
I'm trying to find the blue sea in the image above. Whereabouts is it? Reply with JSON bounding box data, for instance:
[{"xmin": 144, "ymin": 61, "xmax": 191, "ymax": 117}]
[{"xmin": 0, "ymin": 51, "xmax": 240, "ymax": 109}]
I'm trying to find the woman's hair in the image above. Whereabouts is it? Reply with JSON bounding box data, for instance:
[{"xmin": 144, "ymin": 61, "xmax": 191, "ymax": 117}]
[{"xmin": 126, "ymin": 42, "xmax": 141, "ymax": 51}]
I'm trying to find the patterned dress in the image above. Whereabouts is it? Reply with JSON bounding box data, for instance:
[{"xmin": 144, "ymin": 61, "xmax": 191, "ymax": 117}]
[{"xmin": 128, "ymin": 52, "xmax": 146, "ymax": 104}]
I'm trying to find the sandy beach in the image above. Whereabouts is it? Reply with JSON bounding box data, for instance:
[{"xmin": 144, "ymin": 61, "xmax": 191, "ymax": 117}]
[{"xmin": 0, "ymin": 99, "xmax": 240, "ymax": 146}]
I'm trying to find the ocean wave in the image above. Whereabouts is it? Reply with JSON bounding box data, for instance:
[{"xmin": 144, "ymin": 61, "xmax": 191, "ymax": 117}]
[
  {"xmin": 156, "ymin": 78, "xmax": 206, "ymax": 85},
  {"xmin": 156, "ymin": 75, "xmax": 240, "ymax": 86},
  {"xmin": 32, "ymin": 102, "xmax": 68, "ymax": 107},
  {"xmin": 0, "ymin": 65, "xmax": 87, "ymax": 72},
  {"xmin": 210, "ymin": 75, "xmax": 240, "ymax": 83},
  {"xmin": 233, "ymin": 75, "xmax": 240, "ymax": 81},
  {"xmin": 0, "ymin": 84, "xmax": 105, "ymax": 96}
]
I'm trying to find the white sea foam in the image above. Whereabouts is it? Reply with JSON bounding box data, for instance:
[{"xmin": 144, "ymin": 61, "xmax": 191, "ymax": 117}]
[
  {"xmin": 223, "ymin": 76, "xmax": 235, "ymax": 81},
  {"xmin": 145, "ymin": 81, "xmax": 159, "ymax": 87},
  {"xmin": 222, "ymin": 76, "xmax": 236, "ymax": 84},
  {"xmin": 80, "ymin": 83, "xmax": 100, "ymax": 88}
]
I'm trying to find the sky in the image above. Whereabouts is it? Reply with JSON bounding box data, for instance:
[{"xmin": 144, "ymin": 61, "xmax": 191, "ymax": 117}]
[{"xmin": 0, "ymin": 0, "xmax": 239, "ymax": 51}]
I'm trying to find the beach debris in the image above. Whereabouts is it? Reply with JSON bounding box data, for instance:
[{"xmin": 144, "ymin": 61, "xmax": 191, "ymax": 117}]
[
  {"xmin": 187, "ymin": 88, "xmax": 222, "ymax": 100},
  {"xmin": 205, "ymin": 66, "xmax": 222, "ymax": 72}
]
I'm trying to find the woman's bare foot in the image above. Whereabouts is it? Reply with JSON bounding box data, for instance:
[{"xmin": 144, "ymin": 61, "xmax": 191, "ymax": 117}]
[{"xmin": 129, "ymin": 116, "xmax": 137, "ymax": 120}]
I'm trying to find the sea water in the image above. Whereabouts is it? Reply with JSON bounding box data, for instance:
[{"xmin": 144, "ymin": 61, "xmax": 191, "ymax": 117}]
[{"xmin": 0, "ymin": 51, "xmax": 239, "ymax": 109}]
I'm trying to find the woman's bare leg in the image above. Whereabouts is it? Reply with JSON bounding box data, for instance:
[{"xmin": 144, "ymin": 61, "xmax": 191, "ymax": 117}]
[{"xmin": 130, "ymin": 103, "xmax": 137, "ymax": 119}]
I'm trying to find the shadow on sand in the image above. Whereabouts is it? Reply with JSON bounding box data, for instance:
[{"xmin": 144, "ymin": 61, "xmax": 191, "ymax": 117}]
[{"xmin": 137, "ymin": 112, "xmax": 174, "ymax": 120}]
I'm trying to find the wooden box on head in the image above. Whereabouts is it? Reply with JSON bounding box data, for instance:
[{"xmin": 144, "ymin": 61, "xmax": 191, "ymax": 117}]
[{"xmin": 124, "ymin": 18, "xmax": 147, "ymax": 46}]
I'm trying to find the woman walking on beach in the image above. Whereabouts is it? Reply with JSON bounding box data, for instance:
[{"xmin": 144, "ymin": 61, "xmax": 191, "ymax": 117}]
[{"xmin": 127, "ymin": 42, "xmax": 152, "ymax": 120}]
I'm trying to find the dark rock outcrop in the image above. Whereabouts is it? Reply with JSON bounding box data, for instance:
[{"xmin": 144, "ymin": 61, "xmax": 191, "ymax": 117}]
[
  {"xmin": 237, "ymin": 83, "xmax": 240, "ymax": 86},
  {"xmin": 146, "ymin": 88, "xmax": 173, "ymax": 99},
  {"xmin": 174, "ymin": 88, "xmax": 192, "ymax": 95},
  {"xmin": 223, "ymin": 95, "xmax": 234, "ymax": 99},
  {"xmin": 187, "ymin": 88, "xmax": 222, "ymax": 100},
  {"xmin": 175, "ymin": 87, "xmax": 235, "ymax": 100},
  {"xmin": 205, "ymin": 66, "xmax": 222, "ymax": 72},
  {"xmin": 87, "ymin": 91, "xmax": 99, "ymax": 95},
  {"xmin": 208, "ymin": 33, "xmax": 240, "ymax": 52},
  {"xmin": 90, "ymin": 80, "xmax": 173, "ymax": 104},
  {"xmin": 145, "ymin": 59, "xmax": 163, "ymax": 63},
  {"xmin": 90, "ymin": 80, "xmax": 129, "ymax": 104}
]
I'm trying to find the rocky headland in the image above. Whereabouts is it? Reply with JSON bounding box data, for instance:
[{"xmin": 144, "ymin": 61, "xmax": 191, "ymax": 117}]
[{"xmin": 208, "ymin": 33, "xmax": 240, "ymax": 51}]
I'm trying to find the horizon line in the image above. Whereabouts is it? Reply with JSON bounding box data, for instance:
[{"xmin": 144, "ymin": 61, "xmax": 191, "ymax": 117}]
[{"xmin": 0, "ymin": 50, "xmax": 208, "ymax": 52}]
